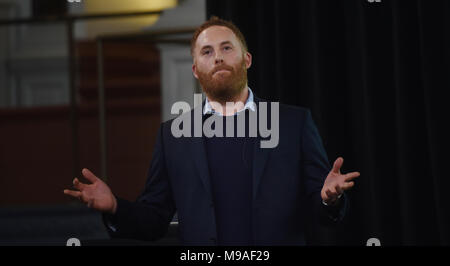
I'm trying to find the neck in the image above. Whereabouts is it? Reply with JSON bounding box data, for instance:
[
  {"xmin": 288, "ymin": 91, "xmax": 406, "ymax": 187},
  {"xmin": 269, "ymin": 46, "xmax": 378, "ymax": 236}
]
[{"xmin": 208, "ymin": 86, "xmax": 249, "ymax": 116}]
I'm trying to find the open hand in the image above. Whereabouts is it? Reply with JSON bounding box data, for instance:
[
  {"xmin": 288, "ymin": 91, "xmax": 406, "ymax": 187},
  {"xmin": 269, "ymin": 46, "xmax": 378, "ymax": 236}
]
[
  {"xmin": 321, "ymin": 157, "xmax": 360, "ymax": 206},
  {"xmin": 63, "ymin": 168, "xmax": 117, "ymax": 214}
]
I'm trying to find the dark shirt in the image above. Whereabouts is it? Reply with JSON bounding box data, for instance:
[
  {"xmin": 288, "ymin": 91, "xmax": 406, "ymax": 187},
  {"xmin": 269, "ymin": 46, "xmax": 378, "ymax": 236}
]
[{"xmin": 203, "ymin": 110, "xmax": 255, "ymax": 245}]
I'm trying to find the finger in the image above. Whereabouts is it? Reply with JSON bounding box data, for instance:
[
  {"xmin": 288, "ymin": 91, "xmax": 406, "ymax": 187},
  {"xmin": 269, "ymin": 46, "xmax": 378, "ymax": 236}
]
[
  {"xmin": 332, "ymin": 157, "xmax": 343, "ymax": 174},
  {"xmin": 325, "ymin": 190, "xmax": 337, "ymax": 204},
  {"xmin": 63, "ymin": 189, "xmax": 81, "ymax": 198},
  {"xmin": 341, "ymin": 181, "xmax": 355, "ymax": 191},
  {"xmin": 73, "ymin": 178, "xmax": 86, "ymax": 191},
  {"xmin": 335, "ymin": 184, "xmax": 344, "ymax": 195},
  {"xmin": 82, "ymin": 168, "xmax": 99, "ymax": 184},
  {"xmin": 344, "ymin": 172, "xmax": 360, "ymax": 182},
  {"xmin": 328, "ymin": 186, "xmax": 337, "ymax": 195},
  {"xmin": 326, "ymin": 189, "xmax": 338, "ymax": 199},
  {"xmin": 87, "ymin": 199, "xmax": 94, "ymax": 208},
  {"xmin": 321, "ymin": 190, "xmax": 329, "ymax": 201}
]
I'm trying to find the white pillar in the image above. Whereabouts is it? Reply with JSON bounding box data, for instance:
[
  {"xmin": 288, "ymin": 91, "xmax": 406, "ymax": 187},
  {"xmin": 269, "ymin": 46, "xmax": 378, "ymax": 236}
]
[{"xmin": 157, "ymin": 43, "xmax": 201, "ymax": 122}]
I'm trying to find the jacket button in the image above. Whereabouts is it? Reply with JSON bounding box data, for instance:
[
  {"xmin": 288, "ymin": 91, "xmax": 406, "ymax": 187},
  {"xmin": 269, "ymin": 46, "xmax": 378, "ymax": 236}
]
[
  {"xmin": 210, "ymin": 237, "xmax": 216, "ymax": 244},
  {"xmin": 210, "ymin": 202, "xmax": 214, "ymax": 208}
]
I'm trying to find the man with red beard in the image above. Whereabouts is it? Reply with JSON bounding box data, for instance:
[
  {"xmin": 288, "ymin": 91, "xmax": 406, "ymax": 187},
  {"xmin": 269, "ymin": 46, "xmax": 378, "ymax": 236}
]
[
  {"xmin": 191, "ymin": 18, "xmax": 251, "ymax": 116},
  {"xmin": 64, "ymin": 17, "xmax": 359, "ymax": 245}
]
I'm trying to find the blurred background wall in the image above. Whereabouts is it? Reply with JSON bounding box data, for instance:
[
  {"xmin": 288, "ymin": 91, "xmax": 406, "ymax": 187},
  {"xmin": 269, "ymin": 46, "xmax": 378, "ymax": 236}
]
[{"xmin": 0, "ymin": 0, "xmax": 205, "ymax": 245}]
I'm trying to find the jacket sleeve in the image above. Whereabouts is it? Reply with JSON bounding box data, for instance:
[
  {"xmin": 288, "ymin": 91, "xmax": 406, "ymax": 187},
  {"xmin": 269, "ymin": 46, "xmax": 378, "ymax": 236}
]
[
  {"xmin": 300, "ymin": 109, "xmax": 348, "ymax": 225},
  {"xmin": 103, "ymin": 124, "xmax": 176, "ymax": 241}
]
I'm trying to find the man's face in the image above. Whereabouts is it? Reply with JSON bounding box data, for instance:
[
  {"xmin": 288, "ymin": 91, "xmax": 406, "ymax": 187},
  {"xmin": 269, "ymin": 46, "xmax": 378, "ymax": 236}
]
[{"xmin": 192, "ymin": 26, "xmax": 252, "ymax": 102}]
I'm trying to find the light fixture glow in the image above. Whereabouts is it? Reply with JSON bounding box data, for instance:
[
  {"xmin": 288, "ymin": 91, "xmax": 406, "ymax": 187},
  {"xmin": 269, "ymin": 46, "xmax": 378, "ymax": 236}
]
[{"xmin": 82, "ymin": 0, "xmax": 178, "ymax": 38}]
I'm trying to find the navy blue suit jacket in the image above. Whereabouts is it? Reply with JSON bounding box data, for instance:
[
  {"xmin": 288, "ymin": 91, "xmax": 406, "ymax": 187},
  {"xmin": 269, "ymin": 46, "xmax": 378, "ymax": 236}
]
[{"xmin": 104, "ymin": 96, "xmax": 347, "ymax": 245}]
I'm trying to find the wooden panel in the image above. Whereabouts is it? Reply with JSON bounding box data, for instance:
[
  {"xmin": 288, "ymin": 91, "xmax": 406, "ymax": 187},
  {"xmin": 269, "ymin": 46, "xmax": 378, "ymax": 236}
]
[
  {"xmin": 0, "ymin": 40, "xmax": 162, "ymax": 206},
  {"xmin": 76, "ymin": 40, "xmax": 161, "ymax": 102}
]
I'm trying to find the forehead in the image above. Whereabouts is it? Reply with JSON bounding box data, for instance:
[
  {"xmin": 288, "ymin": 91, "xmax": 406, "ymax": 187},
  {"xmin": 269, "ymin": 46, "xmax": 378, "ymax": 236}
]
[{"xmin": 195, "ymin": 26, "xmax": 240, "ymax": 48}]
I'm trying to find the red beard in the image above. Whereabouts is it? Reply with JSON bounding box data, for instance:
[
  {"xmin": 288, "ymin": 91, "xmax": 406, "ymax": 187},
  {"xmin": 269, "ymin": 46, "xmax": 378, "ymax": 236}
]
[{"xmin": 196, "ymin": 59, "xmax": 248, "ymax": 103}]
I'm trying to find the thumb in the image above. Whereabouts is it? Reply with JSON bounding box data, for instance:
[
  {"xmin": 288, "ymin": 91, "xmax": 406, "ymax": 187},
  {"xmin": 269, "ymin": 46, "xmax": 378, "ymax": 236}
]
[
  {"xmin": 332, "ymin": 157, "xmax": 343, "ymax": 174},
  {"xmin": 82, "ymin": 168, "xmax": 99, "ymax": 184}
]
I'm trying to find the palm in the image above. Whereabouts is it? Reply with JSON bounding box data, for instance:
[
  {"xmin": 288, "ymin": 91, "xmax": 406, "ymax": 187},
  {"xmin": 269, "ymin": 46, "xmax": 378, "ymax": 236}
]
[
  {"xmin": 82, "ymin": 180, "xmax": 115, "ymax": 211},
  {"xmin": 324, "ymin": 171, "xmax": 342, "ymax": 187}
]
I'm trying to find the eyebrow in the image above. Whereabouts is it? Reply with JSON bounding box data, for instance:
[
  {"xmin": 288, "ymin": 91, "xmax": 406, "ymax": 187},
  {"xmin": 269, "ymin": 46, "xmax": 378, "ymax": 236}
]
[{"xmin": 200, "ymin": 41, "xmax": 234, "ymax": 51}]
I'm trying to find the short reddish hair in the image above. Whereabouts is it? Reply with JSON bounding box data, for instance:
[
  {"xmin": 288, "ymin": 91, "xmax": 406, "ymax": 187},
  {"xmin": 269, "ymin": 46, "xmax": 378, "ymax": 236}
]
[{"xmin": 190, "ymin": 16, "xmax": 248, "ymax": 56}]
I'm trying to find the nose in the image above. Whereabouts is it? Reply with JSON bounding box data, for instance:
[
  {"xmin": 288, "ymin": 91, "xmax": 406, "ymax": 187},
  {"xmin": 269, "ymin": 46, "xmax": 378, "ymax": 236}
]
[{"xmin": 215, "ymin": 52, "xmax": 224, "ymax": 64}]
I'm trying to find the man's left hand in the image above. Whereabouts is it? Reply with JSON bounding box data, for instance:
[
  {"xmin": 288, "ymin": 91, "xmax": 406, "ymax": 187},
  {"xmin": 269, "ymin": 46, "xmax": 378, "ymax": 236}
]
[{"xmin": 321, "ymin": 157, "xmax": 360, "ymax": 206}]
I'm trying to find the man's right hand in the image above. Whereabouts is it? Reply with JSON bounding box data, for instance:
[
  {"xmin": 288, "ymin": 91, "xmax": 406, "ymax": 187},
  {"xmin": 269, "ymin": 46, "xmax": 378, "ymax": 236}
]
[{"xmin": 64, "ymin": 168, "xmax": 117, "ymax": 214}]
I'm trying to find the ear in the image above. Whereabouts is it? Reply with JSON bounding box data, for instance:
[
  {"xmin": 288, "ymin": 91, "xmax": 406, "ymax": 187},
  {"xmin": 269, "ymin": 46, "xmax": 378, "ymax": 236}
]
[
  {"xmin": 192, "ymin": 63, "xmax": 199, "ymax": 79},
  {"xmin": 244, "ymin": 51, "xmax": 252, "ymax": 69}
]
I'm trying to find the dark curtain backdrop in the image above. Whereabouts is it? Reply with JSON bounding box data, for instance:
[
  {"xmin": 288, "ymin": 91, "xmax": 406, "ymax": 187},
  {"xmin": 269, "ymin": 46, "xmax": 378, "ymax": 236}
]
[{"xmin": 207, "ymin": 0, "xmax": 450, "ymax": 245}]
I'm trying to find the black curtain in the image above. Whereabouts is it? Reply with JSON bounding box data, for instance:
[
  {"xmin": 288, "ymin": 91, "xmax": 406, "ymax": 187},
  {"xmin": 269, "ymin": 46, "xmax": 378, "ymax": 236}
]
[
  {"xmin": 207, "ymin": 0, "xmax": 450, "ymax": 245},
  {"xmin": 32, "ymin": 0, "xmax": 68, "ymax": 17}
]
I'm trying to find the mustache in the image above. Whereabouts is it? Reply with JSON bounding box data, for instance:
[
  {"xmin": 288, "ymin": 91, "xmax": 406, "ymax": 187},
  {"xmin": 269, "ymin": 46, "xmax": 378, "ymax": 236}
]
[{"xmin": 211, "ymin": 65, "xmax": 233, "ymax": 75}]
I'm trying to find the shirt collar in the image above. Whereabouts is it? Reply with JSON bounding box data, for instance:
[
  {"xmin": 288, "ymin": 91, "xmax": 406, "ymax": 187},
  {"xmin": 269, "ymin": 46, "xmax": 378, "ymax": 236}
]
[{"xmin": 203, "ymin": 87, "xmax": 256, "ymax": 116}]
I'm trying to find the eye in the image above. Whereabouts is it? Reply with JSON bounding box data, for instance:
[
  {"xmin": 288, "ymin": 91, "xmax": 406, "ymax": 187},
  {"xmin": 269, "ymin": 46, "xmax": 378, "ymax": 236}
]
[
  {"xmin": 224, "ymin": 46, "xmax": 232, "ymax": 51},
  {"xmin": 202, "ymin": 49, "xmax": 211, "ymax": 55}
]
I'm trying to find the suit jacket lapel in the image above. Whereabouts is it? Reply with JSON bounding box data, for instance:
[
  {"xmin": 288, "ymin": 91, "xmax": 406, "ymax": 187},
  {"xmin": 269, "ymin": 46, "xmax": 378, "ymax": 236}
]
[
  {"xmin": 189, "ymin": 102, "xmax": 213, "ymax": 200},
  {"xmin": 252, "ymin": 138, "xmax": 271, "ymax": 201},
  {"xmin": 252, "ymin": 96, "xmax": 272, "ymax": 200},
  {"xmin": 190, "ymin": 135, "xmax": 213, "ymax": 200}
]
